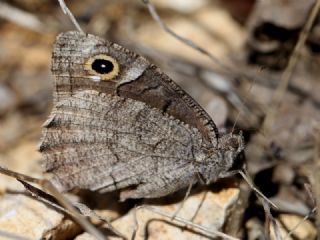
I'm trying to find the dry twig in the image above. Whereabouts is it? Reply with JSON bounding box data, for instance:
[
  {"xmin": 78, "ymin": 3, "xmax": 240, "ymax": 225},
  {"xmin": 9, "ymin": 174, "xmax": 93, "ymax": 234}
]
[
  {"xmin": 137, "ymin": 205, "xmax": 240, "ymax": 240},
  {"xmin": 57, "ymin": 0, "xmax": 84, "ymax": 33},
  {"xmin": 0, "ymin": 2, "xmax": 45, "ymax": 32},
  {"xmin": 262, "ymin": 0, "xmax": 320, "ymax": 134},
  {"xmin": 0, "ymin": 230, "xmax": 32, "ymax": 240},
  {"xmin": 0, "ymin": 166, "xmax": 107, "ymax": 240}
]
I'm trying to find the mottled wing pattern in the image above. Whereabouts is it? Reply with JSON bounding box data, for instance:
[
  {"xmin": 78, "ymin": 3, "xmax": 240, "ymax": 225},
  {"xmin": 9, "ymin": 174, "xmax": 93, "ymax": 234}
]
[
  {"xmin": 51, "ymin": 31, "xmax": 219, "ymax": 147},
  {"xmin": 40, "ymin": 90, "xmax": 204, "ymax": 199},
  {"xmin": 41, "ymin": 31, "xmax": 245, "ymax": 199}
]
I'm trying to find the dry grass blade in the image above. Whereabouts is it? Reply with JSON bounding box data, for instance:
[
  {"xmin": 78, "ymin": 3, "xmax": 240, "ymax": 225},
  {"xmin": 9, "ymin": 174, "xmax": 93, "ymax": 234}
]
[
  {"xmin": 312, "ymin": 124, "xmax": 320, "ymax": 237},
  {"xmin": 19, "ymin": 180, "xmax": 126, "ymax": 239},
  {"xmin": 284, "ymin": 207, "xmax": 317, "ymax": 240},
  {"xmin": 0, "ymin": 230, "xmax": 32, "ymax": 240},
  {"xmin": 239, "ymin": 169, "xmax": 278, "ymax": 209},
  {"xmin": 131, "ymin": 207, "xmax": 139, "ymax": 240},
  {"xmin": 262, "ymin": 0, "xmax": 320, "ymax": 134},
  {"xmin": 261, "ymin": 199, "xmax": 282, "ymax": 240},
  {"xmin": 137, "ymin": 205, "xmax": 240, "ymax": 240},
  {"xmin": 141, "ymin": 0, "xmax": 232, "ymax": 71},
  {"xmin": 35, "ymin": 180, "xmax": 107, "ymax": 240},
  {"xmin": 140, "ymin": 0, "xmax": 264, "ymax": 132},
  {"xmin": 0, "ymin": 2, "xmax": 45, "ymax": 32},
  {"xmin": 0, "ymin": 166, "xmax": 106, "ymax": 240}
]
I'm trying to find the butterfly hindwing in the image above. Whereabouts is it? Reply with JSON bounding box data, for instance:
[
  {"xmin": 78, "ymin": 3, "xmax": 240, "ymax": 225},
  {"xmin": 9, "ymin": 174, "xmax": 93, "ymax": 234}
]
[{"xmin": 41, "ymin": 90, "xmax": 204, "ymax": 199}]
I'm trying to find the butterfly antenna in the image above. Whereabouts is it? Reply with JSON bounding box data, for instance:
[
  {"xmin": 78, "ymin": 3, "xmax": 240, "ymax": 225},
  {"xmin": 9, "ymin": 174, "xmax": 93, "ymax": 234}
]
[
  {"xmin": 231, "ymin": 113, "xmax": 240, "ymax": 134},
  {"xmin": 57, "ymin": 0, "xmax": 84, "ymax": 34},
  {"xmin": 232, "ymin": 71, "xmax": 259, "ymax": 135}
]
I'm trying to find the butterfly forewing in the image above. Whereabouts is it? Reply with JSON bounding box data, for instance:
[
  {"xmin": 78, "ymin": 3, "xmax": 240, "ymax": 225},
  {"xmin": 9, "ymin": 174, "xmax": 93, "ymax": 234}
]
[{"xmin": 51, "ymin": 31, "xmax": 218, "ymax": 146}]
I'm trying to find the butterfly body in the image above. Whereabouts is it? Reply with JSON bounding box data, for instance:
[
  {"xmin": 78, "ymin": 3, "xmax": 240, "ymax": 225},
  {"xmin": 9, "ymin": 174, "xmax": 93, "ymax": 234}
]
[{"xmin": 40, "ymin": 31, "xmax": 244, "ymax": 200}]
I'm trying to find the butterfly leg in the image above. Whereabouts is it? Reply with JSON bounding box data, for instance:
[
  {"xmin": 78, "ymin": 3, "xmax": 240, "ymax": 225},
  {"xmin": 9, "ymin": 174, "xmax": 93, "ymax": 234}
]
[
  {"xmin": 119, "ymin": 178, "xmax": 186, "ymax": 201},
  {"xmin": 218, "ymin": 169, "xmax": 241, "ymax": 179},
  {"xmin": 171, "ymin": 174, "xmax": 197, "ymax": 219},
  {"xmin": 119, "ymin": 182, "xmax": 164, "ymax": 201}
]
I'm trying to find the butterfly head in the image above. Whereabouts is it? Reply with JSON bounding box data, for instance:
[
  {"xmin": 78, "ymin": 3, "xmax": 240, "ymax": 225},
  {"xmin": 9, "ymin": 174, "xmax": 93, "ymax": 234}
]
[
  {"xmin": 197, "ymin": 132, "xmax": 245, "ymax": 185},
  {"xmin": 218, "ymin": 132, "xmax": 245, "ymax": 172}
]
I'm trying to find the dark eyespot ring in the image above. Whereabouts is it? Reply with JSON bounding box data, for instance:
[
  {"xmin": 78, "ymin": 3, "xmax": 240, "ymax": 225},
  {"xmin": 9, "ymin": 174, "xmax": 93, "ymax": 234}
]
[{"xmin": 85, "ymin": 54, "xmax": 119, "ymax": 81}]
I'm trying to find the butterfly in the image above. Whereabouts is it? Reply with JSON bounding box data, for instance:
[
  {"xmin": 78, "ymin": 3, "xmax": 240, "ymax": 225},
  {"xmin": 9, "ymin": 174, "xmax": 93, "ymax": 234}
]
[{"xmin": 39, "ymin": 31, "xmax": 244, "ymax": 201}]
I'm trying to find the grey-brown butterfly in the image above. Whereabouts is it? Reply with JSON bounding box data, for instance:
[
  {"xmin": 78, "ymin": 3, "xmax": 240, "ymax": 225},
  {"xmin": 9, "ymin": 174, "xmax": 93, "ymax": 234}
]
[{"xmin": 40, "ymin": 31, "xmax": 244, "ymax": 201}]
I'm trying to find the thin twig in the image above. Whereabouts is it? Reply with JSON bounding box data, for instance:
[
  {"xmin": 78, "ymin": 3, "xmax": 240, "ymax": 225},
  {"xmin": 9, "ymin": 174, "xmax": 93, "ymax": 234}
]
[
  {"xmin": 0, "ymin": 2, "xmax": 45, "ymax": 32},
  {"xmin": 305, "ymin": 183, "xmax": 316, "ymax": 206},
  {"xmin": 239, "ymin": 169, "xmax": 278, "ymax": 209},
  {"xmin": 312, "ymin": 123, "xmax": 320, "ymax": 237},
  {"xmin": 131, "ymin": 206, "xmax": 139, "ymax": 240},
  {"xmin": 261, "ymin": 199, "xmax": 282, "ymax": 240},
  {"xmin": 140, "ymin": 0, "xmax": 263, "ymax": 131},
  {"xmin": 43, "ymin": 180, "xmax": 106, "ymax": 240},
  {"xmin": 284, "ymin": 207, "xmax": 317, "ymax": 240},
  {"xmin": 57, "ymin": 0, "xmax": 84, "ymax": 33},
  {"xmin": 137, "ymin": 205, "xmax": 240, "ymax": 240},
  {"xmin": 141, "ymin": 0, "xmax": 234, "ymax": 72},
  {"xmin": 239, "ymin": 168, "xmax": 283, "ymax": 239},
  {"xmin": 0, "ymin": 230, "xmax": 32, "ymax": 240},
  {"xmin": 0, "ymin": 165, "xmax": 43, "ymax": 185},
  {"xmin": 262, "ymin": 0, "xmax": 320, "ymax": 133},
  {"xmin": 0, "ymin": 166, "xmax": 106, "ymax": 240},
  {"xmin": 72, "ymin": 201, "xmax": 126, "ymax": 239}
]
